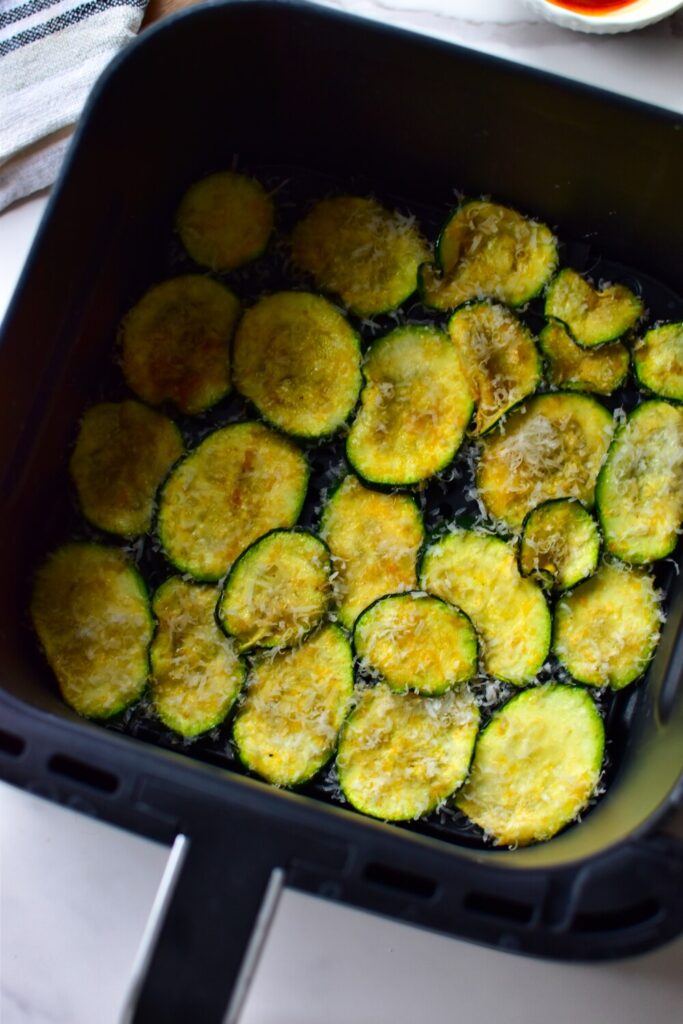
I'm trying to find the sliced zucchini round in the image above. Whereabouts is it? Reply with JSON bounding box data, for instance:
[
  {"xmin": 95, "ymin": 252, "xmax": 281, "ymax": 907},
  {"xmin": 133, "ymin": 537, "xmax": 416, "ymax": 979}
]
[
  {"xmin": 150, "ymin": 577, "xmax": 245, "ymax": 737},
  {"xmin": 233, "ymin": 624, "xmax": 353, "ymax": 787},
  {"xmin": 337, "ymin": 684, "xmax": 480, "ymax": 821},
  {"xmin": 477, "ymin": 392, "xmax": 614, "ymax": 530},
  {"xmin": 633, "ymin": 322, "xmax": 683, "ymax": 402},
  {"xmin": 121, "ymin": 275, "xmax": 240, "ymax": 415},
  {"xmin": 539, "ymin": 318, "xmax": 629, "ymax": 396},
  {"xmin": 519, "ymin": 499, "xmax": 600, "ymax": 591},
  {"xmin": 158, "ymin": 422, "xmax": 308, "ymax": 581},
  {"xmin": 420, "ymin": 200, "xmax": 557, "ymax": 311},
  {"xmin": 232, "ymin": 292, "xmax": 361, "ymax": 438},
  {"xmin": 544, "ymin": 269, "xmax": 643, "ymax": 348},
  {"xmin": 31, "ymin": 543, "xmax": 152, "ymax": 719},
  {"xmin": 70, "ymin": 400, "xmax": 184, "ymax": 539},
  {"xmin": 346, "ymin": 325, "xmax": 472, "ymax": 485},
  {"xmin": 553, "ymin": 562, "xmax": 661, "ymax": 689},
  {"xmin": 320, "ymin": 475, "xmax": 425, "ymax": 630},
  {"xmin": 420, "ymin": 531, "xmax": 550, "ymax": 685},
  {"xmin": 456, "ymin": 684, "xmax": 604, "ymax": 847},
  {"xmin": 176, "ymin": 171, "xmax": 274, "ymax": 272},
  {"xmin": 291, "ymin": 195, "xmax": 428, "ymax": 316},
  {"xmin": 448, "ymin": 301, "xmax": 542, "ymax": 435},
  {"xmin": 353, "ymin": 593, "xmax": 478, "ymax": 695},
  {"xmin": 218, "ymin": 529, "xmax": 331, "ymax": 651},
  {"xmin": 596, "ymin": 400, "xmax": 683, "ymax": 564}
]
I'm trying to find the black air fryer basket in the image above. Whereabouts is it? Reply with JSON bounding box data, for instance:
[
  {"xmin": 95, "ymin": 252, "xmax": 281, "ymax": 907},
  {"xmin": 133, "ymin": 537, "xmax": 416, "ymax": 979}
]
[{"xmin": 1, "ymin": 3, "xmax": 683, "ymax": 1021}]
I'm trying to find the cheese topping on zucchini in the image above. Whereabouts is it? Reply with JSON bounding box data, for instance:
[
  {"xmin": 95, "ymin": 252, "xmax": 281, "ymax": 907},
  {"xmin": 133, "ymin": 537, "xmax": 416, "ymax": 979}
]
[
  {"xmin": 233, "ymin": 292, "xmax": 361, "ymax": 438},
  {"xmin": 477, "ymin": 392, "xmax": 614, "ymax": 529},
  {"xmin": 158, "ymin": 422, "xmax": 308, "ymax": 580},
  {"xmin": 596, "ymin": 400, "xmax": 683, "ymax": 564},
  {"xmin": 545, "ymin": 269, "xmax": 643, "ymax": 348},
  {"xmin": 337, "ymin": 684, "xmax": 480, "ymax": 821},
  {"xmin": 420, "ymin": 531, "xmax": 550, "ymax": 685},
  {"xmin": 150, "ymin": 577, "xmax": 245, "ymax": 737},
  {"xmin": 233, "ymin": 624, "xmax": 353, "ymax": 787},
  {"xmin": 553, "ymin": 562, "xmax": 661, "ymax": 689},
  {"xmin": 31, "ymin": 544, "xmax": 152, "ymax": 719},
  {"xmin": 456, "ymin": 684, "xmax": 604, "ymax": 847},
  {"xmin": 354, "ymin": 593, "xmax": 478, "ymax": 695},
  {"xmin": 291, "ymin": 195, "xmax": 429, "ymax": 316},
  {"xmin": 346, "ymin": 325, "xmax": 473, "ymax": 485},
  {"xmin": 519, "ymin": 498, "xmax": 600, "ymax": 592},
  {"xmin": 320, "ymin": 475, "xmax": 425, "ymax": 629},
  {"xmin": 633, "ymin": 322, "xmax": 683, "ymax": 402},
  {"xmin": 539, "ymin": 318, "xmax": 629, "ymax": 396}
]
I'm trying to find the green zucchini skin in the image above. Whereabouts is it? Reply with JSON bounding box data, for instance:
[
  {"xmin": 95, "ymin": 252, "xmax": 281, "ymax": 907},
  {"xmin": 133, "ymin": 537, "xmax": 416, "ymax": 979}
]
[
  {"xmin": 596, "ymin": 400, "xmax": 683, "ymax": 564},
  {"xmin": 519, "ymin": 498, "xmax": 600, "ymax": 592},
  {"xmin": 217, "ymin": 528, "xmax": 331, "ymax": 651},
  {"xmin": 539, "ymin": 317, "xmax": 629, "ymax": 396},
  {"xmin": 456, "ymin": 684, "xmax": 604, "ymax": 847},
  {"xmin": 544, "ymin": 269, "xmax": 643, "ymax": 348},
  {"xmin": 346, "ymin": 324, "xmax": 473, "ymax": 486},
  {"xmin": 633, "ymin": 322, "xmax": 683, "ymax": 402}
]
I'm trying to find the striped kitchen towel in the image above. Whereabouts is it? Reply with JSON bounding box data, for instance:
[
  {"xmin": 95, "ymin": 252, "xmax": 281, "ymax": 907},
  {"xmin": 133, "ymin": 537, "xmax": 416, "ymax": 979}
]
[{"xmin": 0, "ymin": 0, "xmax": 148, "ymax": 211}]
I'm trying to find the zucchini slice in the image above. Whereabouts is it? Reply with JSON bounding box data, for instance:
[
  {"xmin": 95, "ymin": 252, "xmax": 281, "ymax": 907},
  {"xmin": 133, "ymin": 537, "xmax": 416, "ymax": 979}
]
[
  {"xmin": 158, "ymin": 422, "xmax": 308, "ymax": 580},
  {"xmin": 633, "ymin": 322, "xmax": 683, "ymax": 401},
  {"xmin": 539, "ymin": 318, "xmax": 629, "ymax": 396},
  {"xmin": 544, "ymin": 269, "xmax": 643, "ymax": 348},
  {"xmin": 176, "ymin": 170, "xmax": 274, "ymax": 272},
  {"xmin": 477, "ymin": 392, "xmax": 614, "ymax": 530},
  {"xmin": 337, "ymin": 684, "xmax": 480, "ymax": 821},
  {"xmin": 519, "ymin": 499, "xmax": 600, "ymax": 591},
  {"xmin": 291, "ymin": 195, "xmax": 429, "ymax": 316},
  {"xmin": 218, "ymin": 529, "xmax": 331, "ymax": 651},
  {"xmin": 456, "ymin": 684, "xmax": 604, "ymax": 847},
  {"xmin": 233, "ymin": 292, "xmax": 362, "ymax": 438},
  {"xmin": 320, "ymin": 475, "xmax": 425, "ymax": 630},
  {"xmin": 553, "ymin": 562, "xmax": 661, "ymax": 689},
  {"xmin": 448, "ymin": 301, "xmax": 542, "ymax": 435},
  {"xmin": 70, "ymin": 400, "xmax": 184, "ymax": 539},
  {"xmin": 596, "ymin": 400, "xmax": 683, "ymax": 564},
  {"xmin": 150, "ymin": 577, "xmax": 245, "ymax": 737},
  {"xmin": 31, "ymin": 543, "xmax": 152, "ymax": 719},
  {"xmin": 353, "ymin": 593, "xmax": 478, "ymax": 695},
  {"xmin": 346, "ymin": 325, "xmax": 473, "ymax": 485},
  {"xmin": 233, "ymin": 624, "xmax": 353, "ymax": 787},
  {"xmin": 420, "ymin": 530, "xmax": 550, "ymax": 685},
  {"xmin": 121, "ymin": 275, "xmax": 241, "ymax": 416},
  {"xmin": 420, "ymin": 200, "xmax": 557, "ymax": 311}
]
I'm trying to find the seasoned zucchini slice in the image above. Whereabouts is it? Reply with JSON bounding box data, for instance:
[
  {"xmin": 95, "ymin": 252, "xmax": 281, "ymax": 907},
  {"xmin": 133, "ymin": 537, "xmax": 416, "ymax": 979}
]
[
  {"xmin": 176, "ymin": 170, "xmax": 274, "ymax": 272},
  {"xmin": 121, "ymin": 275, "xmax": 240, "ymax": 415},
  {"xmin": 420, "ymin": 531, "xmax": 550, "ymax": 685},
  {"xmin": 150, "ymin": 577, "xmax": 245, "ymax": 737},
  {"xmin": 233, "ymin": 624, "xmax": 353, "ymax": 787},
  {"xmin": 596, "ymin": 400, "xmax": 683, "ymax": 564},
  {"xmin": 291, "ymin": 195, "xmax": 428, "ymax": 316},
  {"xmin": 31, "ymin": 543, "xmax": 152, "ymax": 719},
  {"xmin": 354, "ymin": 593, "xmax": 477, "ymax": 695},
  {"xmin": 545, "ymin": 269, "xmax": 643, "ymax": 348},
  {"xmin": 158, "ymin": 422, "xmax": 308, "ymax": 580},
  {"xmin": 218, "ymin": 529, "xmax": 331, "ymax": 651},
  {"xmin": 456, "ymin": 685, "xmax": 604, "ymax": 847},
  {"xmin": 553, "ymin": 562, "xmax": 661, "ymax": 689},
  {"xmin": 633, "ymin": 322, "xmax": 683, "ymax": 401},
  {"xmin": 448, "ymin": 301, "xmax": 542, "ymax": 434},
  {"xmin": 233, "ymin": 292, "xmax": 361, "ymax": 438},
  {"xmin": 320, "ymin": 475, "xmax": 425, "ymax": 630},
  {"xmin": 346, "ymin": 325, "xmax": 472, "ymax": 485},
  {"xmin": 70, "ymin": 401, "xmax": 183, "ymax": 539},
  {"xmin": 477, "ymin": 392, "xmax": 614, "ymax": 530},
  {"xmin": 420, "ymin": 200, "xmax": 557, "ymax": 311},
  {"xmin": 539, "ymin": 318, "xmax": 629, "ymax": 396},
  {"xmin": 519, "ymin": 499, "xmax": 600, "ymax": 591},
  {"xmin": 337, "ymin": 684, "xmax": 480, "ymax": 821}
]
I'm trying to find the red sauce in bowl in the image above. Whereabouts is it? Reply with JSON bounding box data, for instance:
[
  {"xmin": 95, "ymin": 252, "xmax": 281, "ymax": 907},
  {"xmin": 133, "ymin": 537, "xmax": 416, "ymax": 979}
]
[{"xmin": 548, "ymin": 0, "xmax": 639, "ymax": 13}]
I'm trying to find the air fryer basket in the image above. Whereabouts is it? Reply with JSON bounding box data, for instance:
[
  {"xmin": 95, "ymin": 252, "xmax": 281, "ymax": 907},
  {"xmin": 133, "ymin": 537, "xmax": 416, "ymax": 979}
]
[{"xmin": 1, "ymin": 3, "xmax": 683, "ymax": 1020}]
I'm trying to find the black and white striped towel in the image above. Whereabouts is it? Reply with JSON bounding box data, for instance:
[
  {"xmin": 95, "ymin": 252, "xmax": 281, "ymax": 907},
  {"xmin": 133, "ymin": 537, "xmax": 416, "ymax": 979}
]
[{"xmin": 0, "ymin": 0, "xmax": 148, "ymax": 211}]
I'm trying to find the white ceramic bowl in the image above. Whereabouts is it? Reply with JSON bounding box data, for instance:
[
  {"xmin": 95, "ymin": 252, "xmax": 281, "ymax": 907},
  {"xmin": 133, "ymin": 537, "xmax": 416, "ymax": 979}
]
[{"xmin": 525, "ymin": 0, "xmax": 683, "ymax": 33}]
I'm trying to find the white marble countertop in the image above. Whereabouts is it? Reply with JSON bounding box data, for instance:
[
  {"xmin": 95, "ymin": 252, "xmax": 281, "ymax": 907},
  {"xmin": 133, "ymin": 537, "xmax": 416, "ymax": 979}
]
[{"xmin": 2, "ymin": 3, "xmax": 683, "ymax": 1023}]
